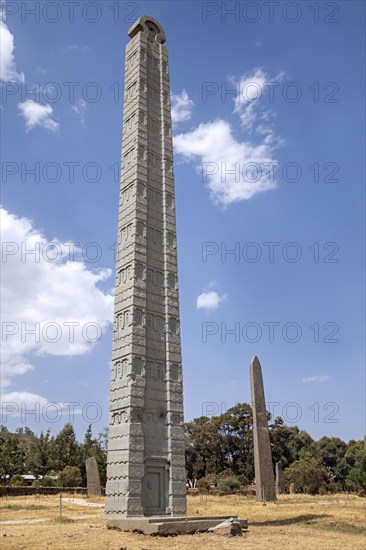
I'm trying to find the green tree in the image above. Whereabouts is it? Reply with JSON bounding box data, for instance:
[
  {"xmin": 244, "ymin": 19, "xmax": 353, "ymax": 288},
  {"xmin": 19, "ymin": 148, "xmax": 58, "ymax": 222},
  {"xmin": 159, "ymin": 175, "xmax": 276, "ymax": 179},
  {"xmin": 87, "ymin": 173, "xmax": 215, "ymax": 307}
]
[
  {"xmin": 219, "ymin": 403, "xmax": 254, "ymax": 480},
  {"xmin": 312, "ymin": 436, "xmax": 349, "ymax": 487},
  {"xmin": 217, "ymin": 476, "xmax": 241, "ymax": 495},
  {"xmin": 185, "ymin": 403, "xmax": 255, "ymax": 484},
  {"xmin": 41, "ymin": 475, "xmax": 55, "ymax": 487},
  {"xmin": 25, "ymin": 430, "xmax": 52, "ymax": 478},
  {"xmin": 80, "ymin": 425, "xmax": 107, "ymax": 487},
  {"xmin": 285, "ymin": 458, "xmax": 329, "ymax": 494},
  {"xmin": 10, "ymin": 474, "xmax": 24, "ymax": 486},
  {"xmin": 270, "ymin": 417, "xmax": 314, "ymax": 467},
  {"xmin": 57, "ymin": 466, "xmax": 82, "ymax": 487},
  {"xmin": 345, "ymin": 441, "xmax": 366, "ymax": 492},
  {"xmin": 0, "ymin": 432, "xmax": 25, "ymax": 483},
  {"xmin": 50, "ymin": 423, "xmax": 80, "ymax": 472}
]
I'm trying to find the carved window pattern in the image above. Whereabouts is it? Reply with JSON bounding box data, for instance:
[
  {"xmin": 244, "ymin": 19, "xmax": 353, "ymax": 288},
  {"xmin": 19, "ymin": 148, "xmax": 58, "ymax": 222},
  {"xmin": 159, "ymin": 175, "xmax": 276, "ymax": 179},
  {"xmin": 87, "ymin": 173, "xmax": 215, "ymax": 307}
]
[
  {"xmin": 120, "ymin": 264, "xmax": 132, "ymax": 284},
  {"xmin": 137, "ymin": 181, "xmax": 146, "ymax": 196},
  {"xmin": 168, "ymin": 272, "xmax": 176, "ymax": 290},
  {"xmin": 166, "ymin": 193, "xmax": 174, "ymax": 208},
  {"xmin": 135, "ymin": 262, "xmax": 145, "ymax": 280},
  {"xmin": 140, "ymin": 78, "xmax": 147, "ymax": 92},
  {"xmin": 118, "ymin": 309, "xmax": 130, "ymax": 331},
  {"xmin": 138, "ymin": 144, "xmax": 146, "ymax": 161},
  {"xmin": 124, "ymin": 112, "xmax": 136, "ymax": 133},
  {"xmin": 139, "ymin": 110, "xmax": 147, "ymax": 126},
  {"xmin": 169, "ymin": 317, "xmax": 179, "ymax": 334},
  {"xmin": 147, "ymin": 226, "xmax": 162, "ymax": 245},
  {"xmin": 136, "ymin": 221, "xmax": 145, "ymax": 237},
  {"xmin": 147, "ymin": 187, "xmax": 162, "ymax": 206},
  {"xmin": 132, "ymin": 356, "xmax": 143, "ymax": 376},
  {"xmin": 120, "ymin": 223, "xmax": 133, "ymax": 242},
  {"xmin": 170, "ymin": 363, "xmax": 180, "ymax": 381},
  {"xmin": 167, "ymin": 231, "xmax": 176, "ymax": 248},
  {"xmin": 125, "ymin": 80, "xmax": 138, "ymax": 99},
  {"xmin": 121, "ymin": 184, "xmax": 134, "ymax": 205},
  {"xmin": 134, "ymin": 308, "xmax": 144, "ymax": 326},
  {"xmin": 123, "ymin": 147, "xmax": 135, "ymax": 168}
]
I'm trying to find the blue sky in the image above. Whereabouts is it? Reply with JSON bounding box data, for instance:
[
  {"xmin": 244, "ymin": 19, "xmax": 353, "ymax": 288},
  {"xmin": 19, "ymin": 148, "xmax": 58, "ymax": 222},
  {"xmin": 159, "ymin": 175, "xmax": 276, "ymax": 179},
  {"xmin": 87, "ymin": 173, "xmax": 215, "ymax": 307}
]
[{"xmin": 1, "ymin": 1, "xmax": 365, "ymax": 442}]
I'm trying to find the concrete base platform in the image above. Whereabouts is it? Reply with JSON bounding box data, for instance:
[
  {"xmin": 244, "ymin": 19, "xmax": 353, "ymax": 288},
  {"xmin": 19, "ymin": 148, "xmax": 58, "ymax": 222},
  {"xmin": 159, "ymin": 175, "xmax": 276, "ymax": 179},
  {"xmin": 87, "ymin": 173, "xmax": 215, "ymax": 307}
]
[{"xmin": 106, "ymin": 515, "xmax": 248, "ymax": 535}]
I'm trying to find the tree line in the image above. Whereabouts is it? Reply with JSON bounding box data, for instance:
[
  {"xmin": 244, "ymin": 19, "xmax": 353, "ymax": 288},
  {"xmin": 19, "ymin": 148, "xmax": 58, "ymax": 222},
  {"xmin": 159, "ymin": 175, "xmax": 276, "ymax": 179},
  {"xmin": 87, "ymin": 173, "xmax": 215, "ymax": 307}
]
[
  {"xmin": 0, "ymin": 403, "xmax": 365, "ymax": 494},
  {"xmin": 0, "ymin": 424, "xmax": 107, "ymax": 488},
  {"xmin": 185, "ymin": 404, "xmax": 365, "ymax": 494}
]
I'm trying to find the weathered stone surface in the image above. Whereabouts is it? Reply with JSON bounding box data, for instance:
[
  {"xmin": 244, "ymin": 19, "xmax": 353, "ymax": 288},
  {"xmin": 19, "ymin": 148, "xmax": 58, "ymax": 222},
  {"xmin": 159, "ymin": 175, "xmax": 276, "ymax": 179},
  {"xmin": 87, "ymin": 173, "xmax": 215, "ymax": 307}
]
[
  {"xmin": 107, "ymin": 515, "xmax": 248, "ymax": 535},
  {"xmin": 276, "ymin": 460, "xmax": 286, "ymax": 495},
  {"xmin": 250, "ymin": 356, "xmax": 276, "ymax": 502},
  {"xmin": 105, "ymin": 15, "xmax": 186, "ymax": 520},
  {"xmin": 209, "ymin": 517, "xmax": 243, "ymax": 536},
  {"xmin": 85, "ymin": 457, "xmax": 101, "ymax": 496}
]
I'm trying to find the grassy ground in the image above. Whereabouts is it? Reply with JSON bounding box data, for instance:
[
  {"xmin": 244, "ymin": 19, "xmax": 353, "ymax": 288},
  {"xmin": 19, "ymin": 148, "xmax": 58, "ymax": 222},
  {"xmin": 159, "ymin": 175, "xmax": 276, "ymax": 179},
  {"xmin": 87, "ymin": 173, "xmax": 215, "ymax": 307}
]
[{"xmin": 0, "ymin": 493, "xmax": 365, "ymax": 549}]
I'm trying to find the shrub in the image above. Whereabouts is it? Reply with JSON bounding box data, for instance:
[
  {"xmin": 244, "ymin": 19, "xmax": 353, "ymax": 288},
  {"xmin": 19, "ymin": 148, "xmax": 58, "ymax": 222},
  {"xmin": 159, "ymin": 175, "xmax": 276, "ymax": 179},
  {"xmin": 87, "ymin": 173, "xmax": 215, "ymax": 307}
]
[
  {"xmin": 217, "ymin": 476, "xmax": 241, "ymax": 495},
  {"xmin": 285, "ymin": 458, "xmax": 329, "ymax": 494},
  {"xmin": 42, "ymin": 476, "xmax": 55, "ymax": 487},
  {"xmin": 56, "ymin": 466, "xmax": 82, "ymax": 488},
  {"xmin": 196, "ymin": 477, "xmax": 211, "ymax": 494},
  {"xmin": 10, "ymin": 474, "xmax": 23, "ymax": 486}
]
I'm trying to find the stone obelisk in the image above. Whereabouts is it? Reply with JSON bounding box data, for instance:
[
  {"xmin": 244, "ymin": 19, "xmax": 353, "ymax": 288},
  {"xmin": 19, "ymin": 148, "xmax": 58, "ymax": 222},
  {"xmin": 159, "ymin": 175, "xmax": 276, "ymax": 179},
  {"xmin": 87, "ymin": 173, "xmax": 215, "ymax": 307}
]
[
  {"xmin": 105, "ymin": 16, "xmax": 186, "ymax": 522},
  {"xmin": 275, "ymin": 460, "xmax": 285, "ymax": 495},
  {"xmin": 250, "ymin": 356, "xmax": 276, "ymax": 501},
  {"xmin": 86, "ymin": 457, "xmax": 102, "ymax": 496}
]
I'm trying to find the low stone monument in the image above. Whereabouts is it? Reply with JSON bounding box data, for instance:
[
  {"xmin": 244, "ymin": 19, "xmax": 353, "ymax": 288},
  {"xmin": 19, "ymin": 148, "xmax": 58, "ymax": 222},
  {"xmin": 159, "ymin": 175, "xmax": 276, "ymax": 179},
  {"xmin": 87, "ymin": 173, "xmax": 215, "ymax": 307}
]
[
  {"xmin": 85, "ymin": 457, "xmax": 102, "ymax": 496},
  {"xmin": 275, "ymin": 460, "xmax": 286, "ymax": 495},
  {"xmin": 250, "ymin": 355, "xmax": 276, "ymax": 502}
]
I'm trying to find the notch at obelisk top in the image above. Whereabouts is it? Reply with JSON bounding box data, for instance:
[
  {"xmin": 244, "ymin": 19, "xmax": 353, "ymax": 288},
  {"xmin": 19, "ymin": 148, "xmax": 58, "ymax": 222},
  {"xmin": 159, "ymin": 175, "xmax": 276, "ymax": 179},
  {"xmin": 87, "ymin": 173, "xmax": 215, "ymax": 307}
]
[{"xmin": 128, "ymin": 15, "xmax": 166, "ymax": 44}]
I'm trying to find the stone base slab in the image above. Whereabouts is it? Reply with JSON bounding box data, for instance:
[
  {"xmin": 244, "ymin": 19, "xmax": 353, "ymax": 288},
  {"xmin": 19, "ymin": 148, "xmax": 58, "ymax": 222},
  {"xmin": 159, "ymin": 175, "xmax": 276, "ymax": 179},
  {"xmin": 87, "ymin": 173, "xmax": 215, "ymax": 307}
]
[{"xmin": 106, "ymin": 515, "xmax": 248, "ymax": 535}]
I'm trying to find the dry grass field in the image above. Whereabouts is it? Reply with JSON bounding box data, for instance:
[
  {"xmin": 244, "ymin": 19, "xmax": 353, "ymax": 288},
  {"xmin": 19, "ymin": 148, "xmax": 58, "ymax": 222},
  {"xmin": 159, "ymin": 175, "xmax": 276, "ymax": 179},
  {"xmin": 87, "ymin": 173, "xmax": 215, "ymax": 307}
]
[{"xmin": 0, "ymin": 493, "xmax": 365, "ymax": 549}]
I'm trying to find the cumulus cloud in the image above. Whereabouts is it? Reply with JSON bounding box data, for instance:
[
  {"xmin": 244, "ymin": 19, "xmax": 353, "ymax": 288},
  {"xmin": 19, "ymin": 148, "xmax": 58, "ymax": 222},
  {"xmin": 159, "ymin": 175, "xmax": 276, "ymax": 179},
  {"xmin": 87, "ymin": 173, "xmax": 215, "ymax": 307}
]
[
  {"xmin": 171, "ymin": 90, "xmax": 194, "ymax": 123},
  {"xmin": 0, "ymin": 391, "xmax": 83, "ymax": 419},
  {"xmin": 0, "ymin": 20, "xmax": 25, "ymax": 83},
  {"xmin": 0, "ymin": 19, "xmax": 60, "ymax": 133},
  {"xmin": 174, "ymin": 119, "xmax": 277, "ymax": 205},
  {"xmin": 301, "ymin": 375, "xmax": 331, "ymax": 383},
  {"xmin": 0, "ymin": 207, "xmax": 114, "ymax": 389},
  {"xmin": 18, "ymin": 100, "xmax": 59, "ymax": 132},
  {"xmin": 196, "ymin": 291, "xmax": 227, "ymax": 312},
  {"xmin": 232, "ymin": 67, "xmax": 284, "ymax": 135},
  {"xmin": 174, "ymin": 68, "xmax": 285, "ymax": 206}
]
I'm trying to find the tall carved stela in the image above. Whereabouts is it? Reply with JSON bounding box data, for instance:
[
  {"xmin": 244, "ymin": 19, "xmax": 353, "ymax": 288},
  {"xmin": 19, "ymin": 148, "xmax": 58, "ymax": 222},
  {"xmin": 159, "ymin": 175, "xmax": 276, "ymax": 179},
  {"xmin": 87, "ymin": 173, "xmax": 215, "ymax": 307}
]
[{"xmin": 105, "ymin": 16, "xmax": 186, "ymax": 519}]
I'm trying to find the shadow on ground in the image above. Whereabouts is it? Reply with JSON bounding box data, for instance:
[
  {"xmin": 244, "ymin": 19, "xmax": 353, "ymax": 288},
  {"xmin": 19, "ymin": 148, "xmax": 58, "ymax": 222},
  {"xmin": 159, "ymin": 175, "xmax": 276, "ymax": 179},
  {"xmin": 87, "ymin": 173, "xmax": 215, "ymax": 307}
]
[{"xmin": 250, "ymin": 514, "xmax": 331, "ymax": 526}]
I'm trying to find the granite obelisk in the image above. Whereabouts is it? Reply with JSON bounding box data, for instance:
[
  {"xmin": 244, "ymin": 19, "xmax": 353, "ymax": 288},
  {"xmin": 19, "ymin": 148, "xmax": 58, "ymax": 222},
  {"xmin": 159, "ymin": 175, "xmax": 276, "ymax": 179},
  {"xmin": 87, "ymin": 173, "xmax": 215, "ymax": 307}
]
[
  {"xmin": 105, "ymin": 16, "xmax": 186, "ymax": 521},
  {"xmin": 275, "ymin": 460, "xmax": 285, "ymax": 495},
  {"xmin": 86, "ymin": 457, "xmax": 102, "ymax": 496},
  {"xmin": 250, "ymin": 356, "xmax": 276, "ymax": 501}
]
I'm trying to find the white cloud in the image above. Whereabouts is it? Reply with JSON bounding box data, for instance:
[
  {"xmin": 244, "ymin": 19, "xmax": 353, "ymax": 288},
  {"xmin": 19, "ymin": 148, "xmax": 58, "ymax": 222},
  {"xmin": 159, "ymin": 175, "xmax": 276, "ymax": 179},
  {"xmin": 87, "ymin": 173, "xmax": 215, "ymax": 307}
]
[
  {"xmin": 0, "ymin": 20, "xmax": 25, "ymax": 83},
  {"xmin": 232, "ymin": 67, "xmax": 284, "ymax": 133},
  {"xmin": 0, "ymin": 207, "xmax": 114, "ymax": 389},
  {"xmin": 0, "ymin": 391, "xmax": 83, "ymax": 417},
  {"xmin": 18, "ymin": 100, "xmax": 59, "ymax": 132},
  {"xmin": 72, "ymin": 99, "xmax": 87, "ymax": 126},
  {"xmin": 173, "ymin": 68, "xmax": 285, "ymax": 206},
  {"xmin": 174, "ymin": 119, "xmax": 278, "ymax": 205},
  {"xmin": 171, "ymin": 90, "xmax": 194, "ymax": 123},
  {"xmin": 196, "ymin": 291, "xmax": 227, "ymax": 311},
  {"xmin": 301, "ymin": 375, "xmax": 331, "ymax": 383}
]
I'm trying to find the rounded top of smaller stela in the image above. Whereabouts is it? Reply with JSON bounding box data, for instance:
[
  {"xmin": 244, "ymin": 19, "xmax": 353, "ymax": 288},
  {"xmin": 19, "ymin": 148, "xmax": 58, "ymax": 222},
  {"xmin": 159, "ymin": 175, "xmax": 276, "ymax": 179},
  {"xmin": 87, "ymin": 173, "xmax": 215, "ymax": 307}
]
[{"xmin": 128, "ymin": 16, "xmax": 166, "ymax": 44}]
